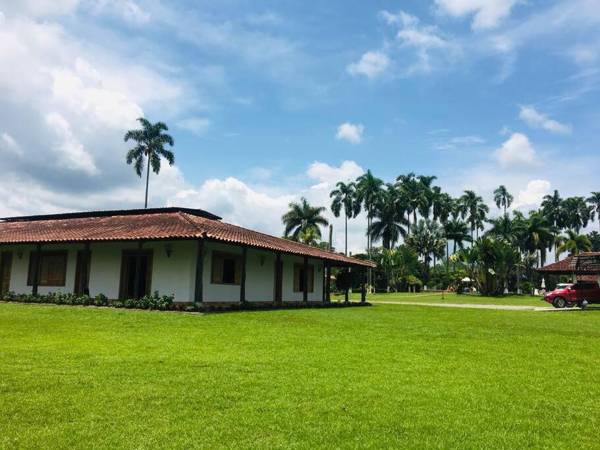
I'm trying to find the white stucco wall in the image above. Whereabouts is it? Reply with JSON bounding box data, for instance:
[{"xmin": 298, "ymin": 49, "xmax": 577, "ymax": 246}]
[{"xmin": 1, "ymin": 240, "xmax": 326, "ymax": 304}]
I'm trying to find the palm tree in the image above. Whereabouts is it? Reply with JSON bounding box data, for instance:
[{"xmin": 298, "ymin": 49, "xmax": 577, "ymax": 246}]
[
  {"xmin": 459, "ymin": 190, "xmax": 489, "ymax": 240},
  {"xmin": 444, "ymin": 218, "xmax": 472, "ymax": 255},
  {"xmin": 416, "ymin": 175, "xmax": 438, "ymax": 219},
  {"xmin": 557, "ymin": 230, "xmax": 592, "ymax": 257},
  {"xmin": 369, "ymin": 187, "xmax": 407, "ymax": 249},
  {"xmin": 562, "ymin": 197, "xmax": 593, "ymax": 232},
  {"xmin": 330, "ymin": 182, "xmax": 360, "ymax": 256},
  {"xmin": 355, "ymin": 170, "xmax": 384, "ymax": 258},
  {"xmin": 587, "ymin": 192, "xmax": 600, "ymax": 231},
  {"xmin": 405, "ymin": 219, "xmax": 446, "ymax": 282},
  {"xmin": 396, "ymin": 173, "xmax": 420, "ymax": 233},
  {"xmin": 493, "ymin": 185, "xmax": 513, "ymax": 216},
  {"xmin": 541, "ymin": 190, "xmax": 564, "ymax": 262},
  {"xmin": 124, "ymin": 117, "xmax": 175, "ymax": 208},
  {"xmin": 521, "ymin": 212, "xmax": 553, "ymax": 267},
  {"xmin": 282, "ymin": 198, "xmax": 329, "ymax": 241},
  {"xmin": 588, "ymin": 231, "xmax": 600, "ymax": 251}
]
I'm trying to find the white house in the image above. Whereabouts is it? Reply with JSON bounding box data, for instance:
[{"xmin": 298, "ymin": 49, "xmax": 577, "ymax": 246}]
[{"xmin": 0, "ymin": 208, "xmax": 374, "ymax": 305}]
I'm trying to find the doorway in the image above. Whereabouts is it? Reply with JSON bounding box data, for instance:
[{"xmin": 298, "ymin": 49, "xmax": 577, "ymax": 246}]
[
  {"xmin": 119, "ymin": 250, "xmax": 153, "ymax": 299},
  {"xmin": 74, "ymin": 250, "xmax": 91, "ymax": 296},
  {"xmin": 0, "ymin": 252, "xmax": 12, "ymax": 296}
]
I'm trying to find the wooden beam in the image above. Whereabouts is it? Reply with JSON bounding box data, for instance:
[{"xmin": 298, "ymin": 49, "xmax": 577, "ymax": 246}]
[
  {"xmin": 325, "ymin": 262, "xmax": 331, "ymax": 302},
  {"xmin": 344, "ymin": 269, "xmax": 349, "ymax": 303},
  {"xmin": 303, "ymin": 256, "xmax": 308, "ymax": 303},
  {"xmin": 274, "ymin": 252, "xmax": 282, "ymax": 304},
  {"xmin": 194, "ymin": 239, "xmax": 204, "ymax": 305},
  {"xmin": 31, "ymin": 243, "xmax": 42, "ymax": 296},
  {"xmin": 83, "ymin": 242, "xmax": 91, "ymax": 295},
  {"xmin": 240, "ymin": 246, "xmax": 247, "ymax": 303},
  {"xmin": 361, "ymin": 268, "xmax": 366, "ymax": 303},
  {"xmin": 133, "ymin": 241, "xmax": 143, "ymax": 299}
]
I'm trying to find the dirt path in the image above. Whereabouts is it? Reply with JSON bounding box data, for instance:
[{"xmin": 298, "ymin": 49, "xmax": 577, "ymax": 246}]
[{"xmin": 372, "ymin": 301, "xmax": 562, "ymax": 312}]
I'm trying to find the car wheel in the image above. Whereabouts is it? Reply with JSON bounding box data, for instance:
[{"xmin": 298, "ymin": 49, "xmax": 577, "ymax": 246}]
[{"xmin": 553, "ymin": 297, "xmax": 567, "ymax": 309}]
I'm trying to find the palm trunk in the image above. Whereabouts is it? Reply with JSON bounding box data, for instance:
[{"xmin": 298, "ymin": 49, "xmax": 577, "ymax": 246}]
[
  {"xmin": 344, "ymin": 214, "xmax": 348, "ymax": 256},
  {"xmin": 144, "ymin": 155, "xmax": 151, "ymax": 209}
]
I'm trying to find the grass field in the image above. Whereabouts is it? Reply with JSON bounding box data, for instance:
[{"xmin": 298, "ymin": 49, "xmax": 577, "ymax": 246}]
[
  {"xmin": 334, "ymin": 291, "xmax": 546, "ymax": 307},
  {"xmin": 2, "ymin": 301, "xmax": 600, "ymax": 449}
]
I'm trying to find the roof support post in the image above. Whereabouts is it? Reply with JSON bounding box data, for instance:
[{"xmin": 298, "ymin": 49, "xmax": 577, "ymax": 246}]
[
  {"xmin": 240, "ymin": 246, "xmax": 247, "ymax": 304},
  {"xmin": 274, "ymin": 252, "xmax": 282, "ymax": 305},
  {"xmin": 82, "ymin": 242, "xmax": 91, "ymax": 296},
  {"xmin": 325, "ymin": 262, "xmax": 331, "ymax": 303},
  {"xmin": 361, "ymin": 267, "xmax": 367, "ymax": 303},
  {"xmin": 133, "ymin": 241, "xmax": 143, "ymax": 299},
  {"xmin": 31, "ymin": 243, "xmax": 42, "ymax": 296},
  {"xmin": 303, "ymin": 256, "xmax": 309, "ymax": 303},
  {"xmin": 344, "ymin": 268, "xmax": 349, "ymax": 303},
  {"xmin": 194, "ymin": 239, "xmax": 204, "ymax": 305}
]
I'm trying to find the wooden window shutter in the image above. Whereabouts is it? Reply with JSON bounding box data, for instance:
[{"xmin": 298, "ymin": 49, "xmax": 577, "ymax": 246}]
[
  {"xmin": 234, "ymin": 255, "xmax": 242, "ymax": 285},
  {"xmin": 211, "ymin": 252, "xmax": 223, "ymax": 284}
]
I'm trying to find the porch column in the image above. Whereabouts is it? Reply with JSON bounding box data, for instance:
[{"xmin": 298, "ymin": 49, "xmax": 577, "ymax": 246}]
[
  {"xmin": 133, "ymin": 241, "xmax": 143, "ymax": 299},
  {"xmin": 240, "ymin": 246, "xmax": 247, "ymax": 303},
  {"xmin": 31, "ymin": 243, "xmax": 42, "ymax": 296},
  {"xmin": 303, "ymin": 256, "xmax": 308, "ymax": 303},
  {"xmin": 194, "ymin": 239, "xmax": 204, "ymax": 305},
  {"xmin": 344, "ymin": 268, "xmax": 349, "ymax": 303},
  {"xmin": 274, "ymin": 252, "xmax": 282, "ymax": 305},
  {"xmin": 361, "ymin": 267, "xmax": 367, "ymax": 303},
  {"xmin": 325, "ymin": 262, "xmax": 331, "ymax": 302}
]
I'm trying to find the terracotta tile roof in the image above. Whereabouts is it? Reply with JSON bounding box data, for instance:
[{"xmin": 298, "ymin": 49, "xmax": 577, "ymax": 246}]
[
  {"xmin": 0, "ymin": 208, "xmax": 374, "ymax": 268},
  {"xmin": 538, "ymin": 253, "xmax": 600, "ymax": 274}
]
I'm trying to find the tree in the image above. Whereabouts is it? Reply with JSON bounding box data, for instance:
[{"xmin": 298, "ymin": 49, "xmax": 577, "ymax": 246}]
[
  {"xmin": 562, "ymin": 196, "xmax": 593, "ymax": 232},
  {"xmin": 405, "ymin": 219, "xmax": 446, "ymax": 282},
  {"xmin": 459, "ymin": 190, "xmax": 489, "ymax": 240},
  {"xmin": 557, "ymin": 230, "xmax": 592, "ymax": 257},
  {"xmin": 587, "ymin": 192, "xmax": 600, "ymax": 231},
  {"xmin": 588, "ymin": 231, "xmax": 600, "ymax": 252},
  {"xmin": 282, "ymin": 198, "xmax": 329, "ymax": 241},
  {"xmin": 330, "ymin": 182, "xmax": 360, "ymax": 255},
  {"xmin": 369, "ymin": 186, "xmax": 407, "ymax": 249},
  {"xmin": 355, "ymin": 170, "xmax": 384, "ymax": 258},
  {"xmin": 520, "ymin": 212, "xmax": 553, "ymax": 267},
  {"xmin": 493, "ymin": 185, "xmax": 513, "ymax": 216},
  {"xmin": 124, "ymin": 117, "xmax": 175, "ymax": 208},
  {"xmin": 541, "ymin": 190, "xmax": 564, "ymax": 262},
  {"xmin": 444, "ymin": 218, "xmax": 472, "ymax": 255}
]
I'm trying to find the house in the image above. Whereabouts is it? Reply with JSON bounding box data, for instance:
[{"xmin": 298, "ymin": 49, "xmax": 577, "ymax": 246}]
[
  {"xmin": 0, "ymin": 207, "xmax": 374, "ymax": 305},
  {"xmin": 537, "ymin": 253, "xmax": 600, "ymax": 284}
]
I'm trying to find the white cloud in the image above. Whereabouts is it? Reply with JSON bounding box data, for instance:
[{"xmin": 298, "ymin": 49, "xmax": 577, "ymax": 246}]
[
  {"xmin": 307, "ymin": 161, "xmax": 364, "ymax": 184},
  {"xmin": 518, "ymin": 106, "xmax": 572, "ymax": 134},
  {"xmin": 335, "ymin": 123, "xmax": 364, "ymax": 144},
  {"xmin": 176, "ymin": 117, "xmax": 211, "ymax": 136},
  {"xmin": 513, "ymin": 179, "xmax": 552, "ymax": 209},
  {"xmin": 0, "ymin": 0, "xmax": 80, "ymax": 17},
  {"xmin": 86, "ymin": 0, "xmax": 150, "ymax": 25},
  {"xmin": 494, "ymin": 133, "xmax": 537, "ymax": 168},
  {"xmin": 347, "ymin": 51, "xmax": 390, "ymax": 79},
  {"xmin": 435, "ymin": 0, "xmax": 519, "ymax": 30},
  {"xmin": 0, "ymin": 132, "xmax": 22, "ymax": 156},
  {"xmin": 435, "ymin": 135, "xmax": 485, "ymax": 150}
]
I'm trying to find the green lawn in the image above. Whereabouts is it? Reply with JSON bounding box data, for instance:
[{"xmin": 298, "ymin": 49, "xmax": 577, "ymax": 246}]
[
  {"xmin": 2, "ymin": 302, "xmax": 600, "ymax": 449},
  {"xmin": 334, "ymin": 291, "xmax": 546, "ymax": 307}
]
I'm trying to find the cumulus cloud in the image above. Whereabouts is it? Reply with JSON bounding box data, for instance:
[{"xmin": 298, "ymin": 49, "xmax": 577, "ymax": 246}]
[
  {"xmin": 335, "ymin": 123, "xmax": 364, "ymax": 144},
  {"xmin": 176, "ymin": 117, "xmax": 211, "ymax": 136},
  {"xmin": 0, "ymin": 132, "xmax": 22, "ymax": 156},
  {"xmin": 513, "ymin": 179, "xmax": 552, "ymax": 209},
  {"xmin": 435, "ymin": 0, "xmax": 519, "ymax": 30},
  {"xmin": 518, "ymin": 106, "xmax": 572, "ymax": 134},
  {"xmin": 347, "ymin": 51, "xmax": 390, "ymax": 79},
  {"xmin": 494, "ymin": 133, "xmax": 537, "ymax": 168},
  {"xmin": 307, "ymin": 161, "xmax": 364, "ymax": 185}
]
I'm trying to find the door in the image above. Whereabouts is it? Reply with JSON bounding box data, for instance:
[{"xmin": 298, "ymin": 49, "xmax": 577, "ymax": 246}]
[
  {"xmin": 74, "ymin": 250, "xmax": 91, "ymax": 296},
  {"xmin": 119, "ymin": 250, "xmax": 153, "ymax": 299},
  {"xmin": 0, "ymin": 252, "xmax": 12, "ymax": 296},
  {"xmin": 274, "ymin": 259, "xmax": 283, "ymax": 303}
]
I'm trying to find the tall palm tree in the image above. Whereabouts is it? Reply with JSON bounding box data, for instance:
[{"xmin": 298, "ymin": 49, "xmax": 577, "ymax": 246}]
[
  {"xmin": 355, "ymin": 170, "xmax": 384, "ymax": 258},
  {"xmin": 330, "ymin": 182, "xmax": 360, "ymax": 255},
  {"xmin": 396, "ymin": 173, "xmax": 421, "ymax": 233},
  {"xmin": 444, "ymin": 218, "xmax": 472, "ymax": 254},
  {"xmin": 493, "ymin": 185, "xmax": 513, "ymax": 216},
  {"xmin": 432, "ymin": 190, "xmax": 453, "ymax": 226},
  {"xmin": 541, "ymin": 190, "xmax": 564, "ymax": 261},
  {"xmin": 405, "ymin": 219, "xmax": 446, "ymax": 281},
  {"xmin": 416, "ymin": 175, "xmax": 438, "ymax": 219},
  {"xmin": 369, "ymin": 187, "xmax": 407, "ymax": 249},
  {"xmin": 562, "ymin": 196, "xmax": 593, "ymax": 232},
  {"xmin": 124, "ymin": 117, "xmax": 175, "ymax": 208},
  {"xmin": 521, "ymin": 212, "xmax": 553, "ymax": 267},
  {"xmin": 459, "ymin": 190, "xmax": 489, "ymax": 241},
  {"xmin": 587, "ymin": 192, "xmax": 600, "ymax": 231},
  {"xmin": 557, "ymin": 230, "xmax": 592, "ymax": 257},
  {"xmin": 282, "ymin": 198, "xmax": 329, "ymax": 241}
]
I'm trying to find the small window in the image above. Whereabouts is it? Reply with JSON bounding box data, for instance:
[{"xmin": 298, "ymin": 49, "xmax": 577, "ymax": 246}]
[
  {"xmin": 211, "ymin": 251, "xmax": 242, "ymax": 285},
  {"xmin": 28, "ymin": 251, "xmax": 68, "ymax": 287},
  {"xmin": 294, "ymin": 263, "xmax": 314, "ymax": 293}
]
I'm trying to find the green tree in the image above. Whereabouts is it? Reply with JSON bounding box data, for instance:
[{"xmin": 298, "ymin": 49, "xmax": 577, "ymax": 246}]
[
  {"xmin": 282, "ymin": 198, "xmax": 329, "ymax": 241},
  {"xmin": 493, "ymin": 185, "xmax": 513, "ymax": 216},
  {"xmin": 444, "ymin": 217, "xmax": 472, "ymax": 255},
  {"xmin": 557, "ymin": 230, "xmax": 592, "ymax": 257},
  {"xmin": 369, "ymin": 186, "xmax": 407, "ymax": 249},
  {"xmin": 562, "ymin": 196, "xmax": 593, "ymax": 232},
  {"xmin": 587, "ymin": 192, "xmax": 600, "ymax": 231},
  {"xmin": 330, "ymin": 181, "xmax": 360, "ymax": 255},
  {"xmin": 459, "ymin": 190, "xmax": 489, "ymax": 240},
  {"xmin": 541, "ymin": 190, "xmax": 564, "ymax": 261},
  {"xmin": 355, "ymin": 170, "xmax": 384, "ymax": 259},
  {"xmin": 124, "ymin": 117, "xmax": 175, "ymax": 208},
  {"xmin": 588, "ymin": 231, "xmax": 600, "ymax": 252}
]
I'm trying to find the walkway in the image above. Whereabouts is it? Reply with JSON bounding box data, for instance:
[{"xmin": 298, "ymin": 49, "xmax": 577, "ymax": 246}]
[{"xmin": 372, "ymin": 301, "xmax": 562, "ymax": 312}]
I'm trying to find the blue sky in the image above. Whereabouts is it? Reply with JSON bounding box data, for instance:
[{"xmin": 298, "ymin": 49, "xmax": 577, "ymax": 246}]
[{"xmin": 0, "ymin": 0, "xmax": 599, "ymax": 252}]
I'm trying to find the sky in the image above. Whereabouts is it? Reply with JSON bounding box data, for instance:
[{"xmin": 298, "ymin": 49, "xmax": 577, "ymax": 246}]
[{"xmin": 0, "ymin": 0, "xmax": 599, "ymax": 253}]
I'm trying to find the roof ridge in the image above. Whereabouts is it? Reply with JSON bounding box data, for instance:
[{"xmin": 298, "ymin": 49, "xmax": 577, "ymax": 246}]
[{"xmin": 177, "ymin": 211, "xmax": 207, "ymax": 238}]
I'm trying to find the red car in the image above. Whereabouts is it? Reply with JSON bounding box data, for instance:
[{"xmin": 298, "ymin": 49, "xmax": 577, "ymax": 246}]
[{"xmin": 544, "ymin": 282, "xmax": 600, "ymax": 308}]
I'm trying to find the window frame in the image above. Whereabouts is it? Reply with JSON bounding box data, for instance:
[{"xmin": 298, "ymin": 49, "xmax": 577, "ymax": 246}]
[
  {"xmin": 293, "ymin": 263, "xmax": 314, "ymax": 293},
  {"xmin": 210, "ymin": 251, "xmax": 242, "ymax": 286},
  {"xmin": 27, "ymin": 250, "xmax": 68, "ymax": 287}
]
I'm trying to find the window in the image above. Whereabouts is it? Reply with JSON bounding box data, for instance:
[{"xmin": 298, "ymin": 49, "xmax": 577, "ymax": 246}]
[
  {"xmin": 28, "ymin": 251, "xmax": 68, "ymax": 287},
  {"xmin": 293, "ymin": 263, "xmax": 314, "ymax": 293},
  {"xmin": 211, "ymin": 251, "xmax": 242, "ymax": 285}
]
